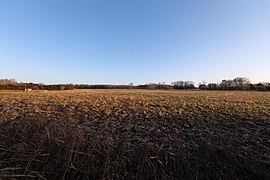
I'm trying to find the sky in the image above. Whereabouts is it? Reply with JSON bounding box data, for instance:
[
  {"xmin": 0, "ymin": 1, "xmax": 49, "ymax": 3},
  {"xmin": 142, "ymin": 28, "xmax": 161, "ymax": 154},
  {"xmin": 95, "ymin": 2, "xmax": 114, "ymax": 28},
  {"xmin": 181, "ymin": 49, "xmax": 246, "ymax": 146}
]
[{"xmin": 0, "ymin": 0, "xmax": 270, "ymax": 85}]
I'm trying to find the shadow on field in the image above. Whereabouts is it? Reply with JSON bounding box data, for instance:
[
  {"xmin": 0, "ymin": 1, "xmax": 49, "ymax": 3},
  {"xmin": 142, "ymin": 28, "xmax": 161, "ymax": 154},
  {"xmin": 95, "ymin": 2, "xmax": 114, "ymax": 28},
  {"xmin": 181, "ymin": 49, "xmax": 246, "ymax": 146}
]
[{"xmin": 0, "ymin": 118, "xmax": 270, "ymax": 180}]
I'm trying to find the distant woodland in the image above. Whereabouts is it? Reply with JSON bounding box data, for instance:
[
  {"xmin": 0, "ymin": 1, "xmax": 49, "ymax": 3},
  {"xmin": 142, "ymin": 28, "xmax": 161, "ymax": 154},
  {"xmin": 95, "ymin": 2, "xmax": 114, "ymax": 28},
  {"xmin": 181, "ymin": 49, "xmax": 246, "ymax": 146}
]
[
  {"xmin": 0, "ymin": 79, "xmax": 75, "ymax": 91},
  {"xmin": 0, "ymin": 77, "xmax": 270, "ymax": 91}
]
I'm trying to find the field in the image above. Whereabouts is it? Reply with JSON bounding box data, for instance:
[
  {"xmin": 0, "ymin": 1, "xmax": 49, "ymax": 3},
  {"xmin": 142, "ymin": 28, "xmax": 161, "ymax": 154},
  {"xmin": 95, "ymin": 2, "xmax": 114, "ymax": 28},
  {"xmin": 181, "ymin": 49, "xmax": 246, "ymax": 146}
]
[{"xmin": 0, "ymin": 90, "xmax": 270, "ymax": 179}]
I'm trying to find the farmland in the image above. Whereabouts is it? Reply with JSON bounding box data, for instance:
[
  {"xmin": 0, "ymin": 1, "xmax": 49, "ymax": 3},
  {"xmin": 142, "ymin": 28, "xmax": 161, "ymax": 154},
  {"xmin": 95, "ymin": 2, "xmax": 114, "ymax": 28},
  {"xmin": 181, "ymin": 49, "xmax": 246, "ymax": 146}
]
[{"xmin": 0, "ymin": 90, "xmax": 270, "ymax": 179}]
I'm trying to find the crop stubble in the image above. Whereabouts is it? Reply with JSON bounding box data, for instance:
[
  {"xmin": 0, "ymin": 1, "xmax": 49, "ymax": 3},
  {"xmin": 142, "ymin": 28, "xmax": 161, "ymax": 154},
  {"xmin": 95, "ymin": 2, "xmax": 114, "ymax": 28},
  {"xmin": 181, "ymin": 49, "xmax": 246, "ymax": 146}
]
[{"xmin": 0, "ymin": 90, "xmax": 269, "ymax": 179}]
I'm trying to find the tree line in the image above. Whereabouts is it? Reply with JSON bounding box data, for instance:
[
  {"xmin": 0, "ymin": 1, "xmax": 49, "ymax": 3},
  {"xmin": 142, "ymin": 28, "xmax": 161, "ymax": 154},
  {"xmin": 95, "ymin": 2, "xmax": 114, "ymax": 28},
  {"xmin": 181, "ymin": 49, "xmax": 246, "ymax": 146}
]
[
  {"xmin": 75, "ymin": 81, "xmax": 196, "ymax": 90},
  {"xmin": 75, "ymin": 77, "xmax": 270, "ymax": 91},
  {"xmin": 199, "ymin": 77, "xmax": 270, "ymax": 91},
  {"xmin": 75, "ymin": 83, "xmax": 175, "ymax": 90},
  {"xmin": 1, "ymin": 77, "xmax": 270, "ymax": 91},
  {"xmin": 0, "ymin": 79, "xmax": 75, "ymax": 91}
]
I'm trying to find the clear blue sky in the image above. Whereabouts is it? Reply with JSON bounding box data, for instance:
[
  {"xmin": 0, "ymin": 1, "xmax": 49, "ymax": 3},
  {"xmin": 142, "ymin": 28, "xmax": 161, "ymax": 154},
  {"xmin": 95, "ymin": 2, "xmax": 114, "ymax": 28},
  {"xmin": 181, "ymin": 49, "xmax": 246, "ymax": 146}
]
[{"xmin": 1, "ymin": 0, "xmax": 270, "ymax": 85}]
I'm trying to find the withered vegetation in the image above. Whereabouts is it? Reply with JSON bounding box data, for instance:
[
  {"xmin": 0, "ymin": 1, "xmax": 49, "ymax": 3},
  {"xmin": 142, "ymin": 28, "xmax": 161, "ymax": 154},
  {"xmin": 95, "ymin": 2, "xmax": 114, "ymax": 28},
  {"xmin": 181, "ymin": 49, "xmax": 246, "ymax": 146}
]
[{"xmin": 0, "ymin": 90, "xmax": 270, "ymax": 179}]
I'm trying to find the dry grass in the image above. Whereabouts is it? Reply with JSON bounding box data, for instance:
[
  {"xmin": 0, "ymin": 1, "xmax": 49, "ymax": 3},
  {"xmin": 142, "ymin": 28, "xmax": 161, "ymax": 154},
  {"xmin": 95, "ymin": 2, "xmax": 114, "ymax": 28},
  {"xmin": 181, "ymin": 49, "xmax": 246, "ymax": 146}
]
[{"xmin": 0, "ymin": 90, "xmax": 270, "ymax": 179}]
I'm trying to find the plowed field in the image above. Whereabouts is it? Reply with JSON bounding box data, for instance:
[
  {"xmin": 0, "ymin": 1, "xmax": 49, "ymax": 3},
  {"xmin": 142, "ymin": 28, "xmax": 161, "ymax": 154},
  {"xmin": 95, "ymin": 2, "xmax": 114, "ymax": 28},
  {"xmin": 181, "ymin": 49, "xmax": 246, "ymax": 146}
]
[{"xmin": 0, "ymin": 90, "xmax": 269, "ymax": 179}]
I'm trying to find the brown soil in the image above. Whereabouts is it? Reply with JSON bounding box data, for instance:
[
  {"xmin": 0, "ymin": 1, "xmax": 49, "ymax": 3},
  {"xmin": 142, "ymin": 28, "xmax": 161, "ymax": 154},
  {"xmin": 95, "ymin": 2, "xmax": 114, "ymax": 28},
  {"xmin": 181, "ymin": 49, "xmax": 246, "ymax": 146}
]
[{"xmin": 0, "ymin": 90, "xmax": 269, "ymax": 179}]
